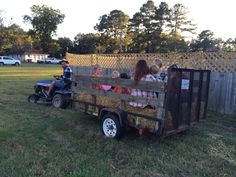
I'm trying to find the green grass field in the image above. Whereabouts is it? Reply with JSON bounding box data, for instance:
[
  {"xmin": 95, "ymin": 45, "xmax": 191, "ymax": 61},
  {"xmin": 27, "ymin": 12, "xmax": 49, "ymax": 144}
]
[{"xmin": 0, "ymin": 64, "xmax": 235, "ymax": 177}]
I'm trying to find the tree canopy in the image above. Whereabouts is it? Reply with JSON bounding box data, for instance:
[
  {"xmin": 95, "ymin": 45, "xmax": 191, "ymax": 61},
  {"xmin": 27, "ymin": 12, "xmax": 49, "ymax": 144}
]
[
  {"xmin": 23, "ymin": 5, "xmax": 65, "ymax": 53},
  {"xmin": 190, "ymin": 30, "xmax": 221, "ymax": 52},
  {"xmin": 95, "ymin": 10, "xmax": 129, "ymax": 53},
  {"xmin": 0, "ymin": 1, "xmax": 235, "ymax": 56}
]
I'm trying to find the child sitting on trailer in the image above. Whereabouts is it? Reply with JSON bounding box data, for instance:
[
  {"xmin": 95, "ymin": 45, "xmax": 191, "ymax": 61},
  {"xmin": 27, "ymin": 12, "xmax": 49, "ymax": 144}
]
[
  {"xmin": 150, "ymin": 65, "xmax": 160, "ymax": 79},
  {"xmin": 111, "ymin": 70, "xmax": 120, "ymax": 79},
  {"xmin": 92, "ymin": 64, "xmax": 103, "ymax": 90},
  {"xmin": 129, "ymin": 60, "xmax": 157, "ymax": 108},
  {"xmin": 154, "ymin": 59, "xmax": 167, "ymax": 81},
  {"xmin": 92, "ymin": 64, "xmax": 111, "ymax": 90}
]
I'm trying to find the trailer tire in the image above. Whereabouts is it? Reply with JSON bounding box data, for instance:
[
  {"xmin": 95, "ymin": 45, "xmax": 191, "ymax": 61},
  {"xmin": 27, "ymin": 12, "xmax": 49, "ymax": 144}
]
[
  {"xmin": 52, "ymin": 94, "xmax": 68, "ymax": 108},
  {"xmin": 28, "ymin": 94, "xmax": 39, "ymax": 103},
  {"xmin": 101, "ymin": 114, "xmax": 123, "ymax": 140}
]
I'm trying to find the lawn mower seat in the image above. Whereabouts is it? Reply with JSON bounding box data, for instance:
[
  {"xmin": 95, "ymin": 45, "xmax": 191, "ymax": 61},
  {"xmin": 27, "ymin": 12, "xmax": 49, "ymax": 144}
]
[{"xmin": 61, "ymin": 81, "xmax": 72, "ymax": 90}]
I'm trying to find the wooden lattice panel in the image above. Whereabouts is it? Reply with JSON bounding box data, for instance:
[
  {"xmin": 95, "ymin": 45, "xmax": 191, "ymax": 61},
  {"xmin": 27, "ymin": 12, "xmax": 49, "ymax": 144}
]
[
  {"xmin": 66, "ymin": 52, "xmax": 236, "ymax": 73},
  {"xmin": 67, "ymin": 53, "xmax": 92, "ymax": 67}
]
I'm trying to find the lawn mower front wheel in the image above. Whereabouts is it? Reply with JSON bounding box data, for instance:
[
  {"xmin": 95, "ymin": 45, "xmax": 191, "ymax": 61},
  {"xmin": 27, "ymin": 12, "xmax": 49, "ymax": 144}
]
[
  {"xmin": 28, "ymin": 94, "xmax": 39, "ymax": 103},
  {"xmin": 52, "ymin": 94, "xmax": 69, "ymax": 108}
]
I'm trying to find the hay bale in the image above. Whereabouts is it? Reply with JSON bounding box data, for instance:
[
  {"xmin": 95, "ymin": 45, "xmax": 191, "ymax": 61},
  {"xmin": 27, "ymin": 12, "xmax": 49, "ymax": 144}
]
[
  {"xmin": 76, "ymin": 94, "xmax": 93, "ymax": 102},
  {"xmin": 125, "ymin": 105, "xmax": 156, "ymax": 117},
  {"xmin": 127, "ymin": 114, "xmax": 158, "ymax": 132},
  {"xmin": 75, "ymin": 93, "xmax": 160, "ymax": 132},
  {"xmin": 96, "ymin": 96, "xmax": 120, "ymax": 108},
  {"xmin": 125, "ymin": 105, "xmax": 159, "ymax": 132}
]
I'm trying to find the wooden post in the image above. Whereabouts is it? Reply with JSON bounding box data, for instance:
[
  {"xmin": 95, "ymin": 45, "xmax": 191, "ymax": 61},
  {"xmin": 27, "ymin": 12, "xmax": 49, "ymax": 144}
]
[
  {"xmin": 120, "ymin": 87, "xmax": 126, "ymax": 110},
  {"xmin": 92, "ymin": 95, "xmax": 97, "ymax": 112},
  {"xmin": 157, "ymin": 92, "xmax": 165, "ymax": 120}
]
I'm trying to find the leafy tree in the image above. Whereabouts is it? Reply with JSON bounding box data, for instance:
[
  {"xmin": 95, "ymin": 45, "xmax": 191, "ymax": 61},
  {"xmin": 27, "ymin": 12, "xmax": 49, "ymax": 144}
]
[
  {"xmin": 152, "ymin": 2, "xmax": 171, "ymax": 52},
  {"xmin": 23, "ymin": 5, "xmax": 65, "ymax": 53},
  {"xmin": 94, "ymin": 15, "xmax": 109, "ymax": 35},
  {"xmin": 129, "ymin": 0, "xmax": 157, "ymax": 53},
  {"xmin": 48, "ymin": 39, "xmax": 60, "ymax": 57},
  {"xmin": 129, "ymin": 1, "xmax": 172, "ymax": 53},
  {"xmin": 166, "ymin": 32, "xmax": 189, "ymax": 52},
  {"xmin": 26, "ymin": 29, "xmax": 41, "ymax": 50},
  {"xmin": 73, "ymin": 33, "xmax": 99, "ymax": 54},
  {"xmin": 0, "ymin": 24, "xmax": 30, "ymax": 55},
  {"xmin": 0, "ymin": 10, "xmax": 4, "ymax": 26},
  {"xmin": 122, "ymin": 32, "xmax": 133, "ymax": 52},
  {"xmin": 94, "ymin": 34, "xmax": 111, "ymax": 53},
  {"xmin": 155, "ymin": 2, "xmax": 170, "ymax": 33},
  {"xmin": 190, "ymin": 30, "xmax": 221, "ymax": 52},
  {"xmin": 56, "ymin": 37, "xmax": 73, "ymax": 57},
  {"xmin": 95, "ymin": 10, "xmax": 129, "ymax": 52},
  {"xmin": 139, "ymin": 0, "xmax": 157, "ymax": 33},
  {"xmin": 222, "ymin": 38, "xmax": 236, "ymax": 52},
  {"xmin": 168, "ymin": 4, "xmax": 196, "ymax": 35}
]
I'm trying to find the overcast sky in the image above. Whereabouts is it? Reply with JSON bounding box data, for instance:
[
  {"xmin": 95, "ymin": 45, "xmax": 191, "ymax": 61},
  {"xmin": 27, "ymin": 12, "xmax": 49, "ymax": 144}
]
[{"xmin": 0, "ymin": 0, "xmax": 235, "ymax": 40}]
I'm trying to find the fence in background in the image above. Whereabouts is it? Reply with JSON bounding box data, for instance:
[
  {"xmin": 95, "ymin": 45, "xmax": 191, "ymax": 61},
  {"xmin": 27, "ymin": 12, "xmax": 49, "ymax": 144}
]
[
  {"xmin": 208, "ymin": 72, "xmax": 236, "ymax": 114},
  {"xmin": 66, "ymin": 52, "xmax": 236, "ymax": 72}
]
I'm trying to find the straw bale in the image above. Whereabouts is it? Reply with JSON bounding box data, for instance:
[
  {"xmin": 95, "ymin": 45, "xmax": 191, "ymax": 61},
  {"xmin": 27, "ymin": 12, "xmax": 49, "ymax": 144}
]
[
  {"xmin": 127, "ymin": 114, "xmax": 158, "ymax": 132},
  {"xmin": 125, "ymin": 105, "xmax": 156, "ymax": 117},
  {"xmin": 76, "ymin": 93, "xmax": 93, "ymax": 102},
  {"xmin": 75, "ymin": 93, "xmax": 160, "ymax": 132},
  {"xmin": 96, "ymin": 96, "xmax": 120, "ymax": 109}
]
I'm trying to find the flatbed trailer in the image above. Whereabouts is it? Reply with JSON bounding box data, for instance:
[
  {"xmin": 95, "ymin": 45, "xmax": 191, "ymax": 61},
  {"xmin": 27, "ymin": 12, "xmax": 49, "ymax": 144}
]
[{"xmin": 71, "ymin": 68, "xmax": 210, "ymax": 140}]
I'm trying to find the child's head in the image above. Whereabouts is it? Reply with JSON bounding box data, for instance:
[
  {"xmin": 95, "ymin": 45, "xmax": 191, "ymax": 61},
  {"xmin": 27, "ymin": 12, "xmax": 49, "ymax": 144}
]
[
  {"xmin": 112, "ymin": 70, "xmax": 120, "ymax": 79},
  {"xmin": 168, "ymin": 64, "xmax": 179, "ymax": 77},
  {"xmin": 155, "ymin": 59, "xmax": 162, "ymax": 68},
  {"xmin": 92, "ymin": 64, "xmax": 103, "ymax": 76},
  {"xmin": 134, "ymin": 60, "xmax": 149, "ymax": 82},
  {"xmin": 150, "ymin": 65, "xmax": 160, "ymax": 75},
  {"xmin": 120, "ymin": 73, "xmax": 129, "ymax": 79}
]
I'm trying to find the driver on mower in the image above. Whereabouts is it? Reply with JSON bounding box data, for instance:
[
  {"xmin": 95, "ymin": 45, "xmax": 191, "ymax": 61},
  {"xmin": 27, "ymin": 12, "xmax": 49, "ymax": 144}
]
[
  {"xmin": 28, "ymin": 59, "xmax": 72, "ymax": 108},
  {"xmin": 47, "ymin": 59, "xmax": 72, "ymax": 97}
]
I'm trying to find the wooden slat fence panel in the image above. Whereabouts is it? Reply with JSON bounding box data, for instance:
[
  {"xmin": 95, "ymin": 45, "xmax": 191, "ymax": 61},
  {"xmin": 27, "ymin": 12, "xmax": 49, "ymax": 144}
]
[
  {"xmin": 233, "ymin": 74, "xmax": 236, "ymax": 112},
  {"xmin": 208, "ymin": 72, "xmax": 236, "ymax": 114}
]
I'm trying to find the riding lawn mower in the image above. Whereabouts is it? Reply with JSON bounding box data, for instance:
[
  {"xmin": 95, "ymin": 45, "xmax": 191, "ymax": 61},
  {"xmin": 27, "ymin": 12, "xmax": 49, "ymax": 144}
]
[{"xmin": 28, "ymin": 75, "xmax": 72, "ymax": 108}]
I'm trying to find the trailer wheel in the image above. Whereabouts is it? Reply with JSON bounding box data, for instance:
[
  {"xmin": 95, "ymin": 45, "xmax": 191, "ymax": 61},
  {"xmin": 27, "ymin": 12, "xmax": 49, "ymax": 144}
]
[
  {"xmin": 101, "ymin": 114, "xmax": 123, "ymax": 140},
  {"xmin": 52, "ymin": 94, "xmax": 68, "ymax": 108},
  {"xmin": 28, "ymin": 94, "xmax": 39, "ymax": 103}
]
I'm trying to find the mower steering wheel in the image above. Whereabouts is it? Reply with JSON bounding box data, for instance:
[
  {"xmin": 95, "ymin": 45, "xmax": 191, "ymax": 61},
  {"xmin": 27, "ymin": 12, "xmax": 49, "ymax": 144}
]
[{"xmin": 54, "ymin": 75, "xmax": 61, "ymax": 80}]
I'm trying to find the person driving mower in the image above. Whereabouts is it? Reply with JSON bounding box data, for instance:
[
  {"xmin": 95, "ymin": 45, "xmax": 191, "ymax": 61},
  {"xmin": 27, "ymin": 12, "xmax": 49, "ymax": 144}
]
[
  {"xmin": 47, "ymin": 59, "xmax": 72, "ymax": 97},
  {"xmin": 28, "ymin": 59, "xmax": 72, "ymax": 108}
]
